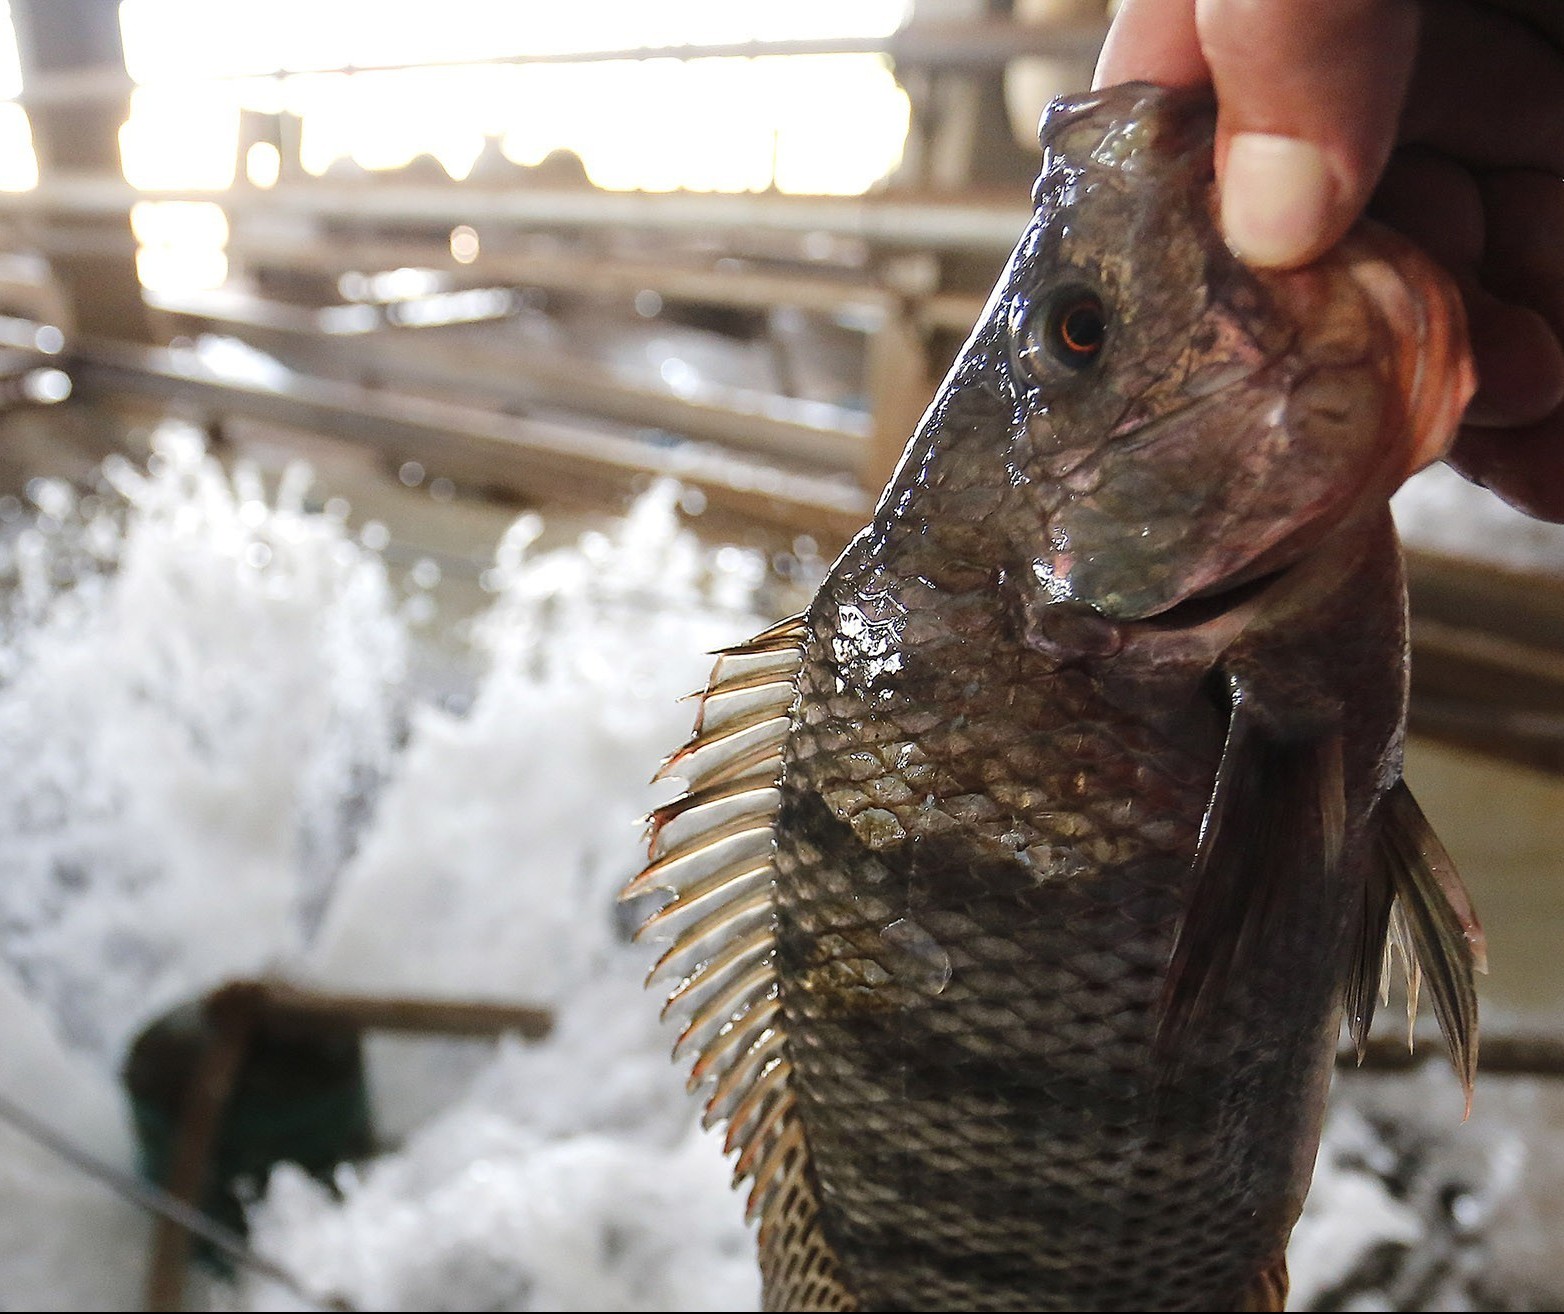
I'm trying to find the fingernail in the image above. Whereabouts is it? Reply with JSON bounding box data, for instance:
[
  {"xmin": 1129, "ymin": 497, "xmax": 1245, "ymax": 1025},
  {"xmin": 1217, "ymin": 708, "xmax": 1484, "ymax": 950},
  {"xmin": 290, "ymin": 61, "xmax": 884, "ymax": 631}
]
[{"xmin": 1222, "ymin": 133, "xmax": 1334, "ymax": 268}]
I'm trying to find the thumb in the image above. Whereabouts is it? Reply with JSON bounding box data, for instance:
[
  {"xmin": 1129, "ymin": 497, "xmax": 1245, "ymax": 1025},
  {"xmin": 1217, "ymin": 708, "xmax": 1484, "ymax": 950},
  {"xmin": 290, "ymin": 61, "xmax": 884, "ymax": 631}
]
[{"xmin": 1196, "ymin": 0, "xmax": 1420, "ymax": 267}]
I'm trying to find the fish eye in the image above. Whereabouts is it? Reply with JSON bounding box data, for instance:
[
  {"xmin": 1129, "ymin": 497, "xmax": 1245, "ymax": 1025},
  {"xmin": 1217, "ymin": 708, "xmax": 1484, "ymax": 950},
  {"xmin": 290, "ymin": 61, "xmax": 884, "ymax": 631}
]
[{"xmin": 1016, "ymin": 285, "xmax": 1109, "ymax": 378}]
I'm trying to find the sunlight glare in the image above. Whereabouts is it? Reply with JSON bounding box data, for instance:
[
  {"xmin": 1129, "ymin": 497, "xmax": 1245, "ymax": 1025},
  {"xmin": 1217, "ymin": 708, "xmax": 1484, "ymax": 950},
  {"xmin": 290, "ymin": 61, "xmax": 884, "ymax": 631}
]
[
  {"xmin": 771, "ymin": 57, "xmax": 910, "ymax": 195},
  {"xmin": 117, "ymin": 0, "xmax": 913, "ymax": 196},
  {"xmin": 120, "ymin": 86, "xmax": 238, "ymax": 190},
  {"xmin": 130, "ymin": 201, "xmax": 229, "ymax": 294},
  {"xmin": 246, "ymin": 141, "xmax": 281, "ymax": 188},
  {"xmin": 0, "ymin": 101, "xmax": 37, "ymax": 192},
  {"xmin": 0, "ymin": 1, "xmax": 33, "ymax": 191}
]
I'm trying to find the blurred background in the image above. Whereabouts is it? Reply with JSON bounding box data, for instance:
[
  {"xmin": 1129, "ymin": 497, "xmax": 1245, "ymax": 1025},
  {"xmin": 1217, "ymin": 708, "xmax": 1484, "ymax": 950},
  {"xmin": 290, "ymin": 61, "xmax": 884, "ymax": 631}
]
[{"xmin": 0, "ymin": 1, "xmax": 1560, "ymax": 1310}]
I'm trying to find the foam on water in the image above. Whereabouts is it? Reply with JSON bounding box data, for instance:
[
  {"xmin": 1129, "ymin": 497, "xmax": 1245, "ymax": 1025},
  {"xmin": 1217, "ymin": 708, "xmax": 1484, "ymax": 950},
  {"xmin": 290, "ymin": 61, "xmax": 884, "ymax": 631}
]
[
  {"xmin": 230, "ymin": 466, "xmax": 770, "ymax": 1310},
  {"xmin": 0, "ymin": 427, "xmax": 767, "ymax": 1309},
  {"xmin": 0, "ymin": 427, "xmax": 406, "ymax": 1064},
  {"xmin": 0, "ymin": 955, "xmax": 150, "ymax": 1310}
]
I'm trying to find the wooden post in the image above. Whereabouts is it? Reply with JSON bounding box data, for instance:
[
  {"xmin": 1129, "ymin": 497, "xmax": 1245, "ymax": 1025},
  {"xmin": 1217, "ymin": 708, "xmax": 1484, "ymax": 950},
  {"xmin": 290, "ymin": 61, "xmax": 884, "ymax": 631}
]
[
  {"xmin": 144, "ymin": 985, "xmax": 260, "ymax": 1312},
  {"xmin": 10, "ymin": 0, "xmax": 153, "ymax": 340},
  {"xmin": 864, "ymin": 303, "xmax": 936, "ymax": 492}
]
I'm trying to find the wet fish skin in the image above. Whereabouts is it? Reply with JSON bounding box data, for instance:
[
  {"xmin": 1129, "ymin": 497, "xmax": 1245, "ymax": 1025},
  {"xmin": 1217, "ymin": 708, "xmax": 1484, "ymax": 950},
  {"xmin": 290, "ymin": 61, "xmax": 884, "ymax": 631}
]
[
  {"xmin": 632, "ymin": 82, "xmax": 1480, "ymax": 1314},
  {"xmin": 770, "ymin": 84, "xmax": 1473, "ymax": 1311},
  {"xmin": 778, "ymin": 525, "xmax": 1401, "ymax": 1311}
]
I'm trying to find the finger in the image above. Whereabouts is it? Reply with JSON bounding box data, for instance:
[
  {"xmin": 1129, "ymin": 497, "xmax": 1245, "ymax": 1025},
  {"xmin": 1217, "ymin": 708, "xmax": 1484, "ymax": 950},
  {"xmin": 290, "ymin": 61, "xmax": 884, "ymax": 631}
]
[
  {"xmin": 1093, "ymin": 0, "xmax": 1207, "ymax": 90},
  {"xmin": 1367, "ymin": 152, "xmax": 1564, "ymax": 426},
  {"xmin": 1465, "ymin": 170, "xmax": 1564, "ymax": 427},
  {"xmin": 1460, "ymin": 288, "xmax": 1564, "ymax": 428},
  {"xmin": 1372, "ymin": 158, "xmax": 1564, "ymax": 429},
  {"xmin": 1478, "ymin": 170, "xmax": 1564, "ymax": 339},
  {"xmin": 1193, "ymin": 0, "xmax": 1419, "ymax": 268},
  {"xmin": 1448, "ymin": 418, "xmax": 1564, "ymax": 522},
  {"xmin": 1367, "ymin": 148, "xmax": 1484, "ymax": 272},
  {"xmin": 1401, "ymin": 0, "xmax": 1564, "ymax": 174},
  {"xmin": 1445, "ymin": 167, "xmax": 1564, "ymax": 522}
]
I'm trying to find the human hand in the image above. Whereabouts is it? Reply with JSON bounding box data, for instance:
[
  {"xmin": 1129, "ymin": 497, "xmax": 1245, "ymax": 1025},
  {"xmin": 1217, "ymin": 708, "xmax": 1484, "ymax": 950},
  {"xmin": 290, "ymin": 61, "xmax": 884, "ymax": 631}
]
[{"xmin": 1095, "ymin": 0, "xmax": 1564, "ymax": 520}]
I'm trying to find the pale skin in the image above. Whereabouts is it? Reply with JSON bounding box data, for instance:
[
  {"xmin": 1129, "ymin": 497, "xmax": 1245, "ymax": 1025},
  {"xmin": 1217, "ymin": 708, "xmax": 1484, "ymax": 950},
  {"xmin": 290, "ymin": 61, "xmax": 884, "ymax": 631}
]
[{"xmin": 1095, "ymin": 0, "xmax": 1564, "ymax": 520}]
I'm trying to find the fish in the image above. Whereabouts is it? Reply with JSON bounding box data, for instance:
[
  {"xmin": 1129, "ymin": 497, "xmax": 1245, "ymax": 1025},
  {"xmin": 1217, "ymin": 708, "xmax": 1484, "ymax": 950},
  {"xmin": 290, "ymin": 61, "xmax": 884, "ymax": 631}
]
[{"xmin": 624, "ymin": 82, "xmax": 1486, "ymax": 1312}]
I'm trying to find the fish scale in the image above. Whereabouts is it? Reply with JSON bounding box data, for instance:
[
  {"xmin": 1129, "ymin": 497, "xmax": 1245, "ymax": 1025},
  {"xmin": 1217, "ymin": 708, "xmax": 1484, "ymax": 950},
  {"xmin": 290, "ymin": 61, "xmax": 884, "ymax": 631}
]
[
  {"xmin": 628, "ymin": 82, "xmax": 1484, "ymax": 1312},
  {"xmin": 771, "ymin": 560, "xmax": 1275, "ymax": 1309}
]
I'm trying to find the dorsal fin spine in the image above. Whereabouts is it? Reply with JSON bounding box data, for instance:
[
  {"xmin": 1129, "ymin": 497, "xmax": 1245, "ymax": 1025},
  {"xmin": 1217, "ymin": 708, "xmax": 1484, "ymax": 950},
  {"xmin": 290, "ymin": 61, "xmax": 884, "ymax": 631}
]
[
  {"xmin": 671, "ymin": 964, "xmax": 777, "ymax": 1060},
  {"xmin": 659, "ymin": 926, "xmax": 777, "ymax": 1021},
  {"xmin": 687, "ymin": 995, "xmax": 782, "ymax": 1092},
  {"xmin": 703, "ymin": 1029, "xmax": 786, "ymax": 1128},
  {"xmin": 626, "ymin": 615, "xmax": 852, "ymax": 1305}
]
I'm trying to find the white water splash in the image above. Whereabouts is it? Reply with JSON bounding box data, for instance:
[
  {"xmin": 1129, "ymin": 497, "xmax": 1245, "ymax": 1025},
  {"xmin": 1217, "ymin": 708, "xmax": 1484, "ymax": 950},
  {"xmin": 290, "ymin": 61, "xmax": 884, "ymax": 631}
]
[
  {"xmin": 0, "ymin": 429, "xmax": 768, "ymax": 1310},
  {"xmin": 0, "ymin": 426, "xmax": 407, "ymax": 1063}
]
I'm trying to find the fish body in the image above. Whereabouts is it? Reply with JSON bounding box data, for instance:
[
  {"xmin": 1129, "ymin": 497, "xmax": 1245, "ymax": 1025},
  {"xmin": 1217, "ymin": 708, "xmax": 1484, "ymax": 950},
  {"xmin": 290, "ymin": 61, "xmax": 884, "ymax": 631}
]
[{"xmin": 629, "ymin": 84, "xmax": 1483, "ymax": 1312}]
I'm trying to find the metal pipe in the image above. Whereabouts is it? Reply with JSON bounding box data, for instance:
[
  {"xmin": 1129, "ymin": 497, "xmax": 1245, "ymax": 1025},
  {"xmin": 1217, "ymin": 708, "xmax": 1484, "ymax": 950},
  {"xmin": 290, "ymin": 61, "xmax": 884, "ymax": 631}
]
[
  {"xmin": 15, "ymin": 18, "xmax": 1106, "ymax": 107},
  {"xmin": 0, "ymin": 1087, "xmax": 345, "ymax": 1309},
  {"xmin": 1, "ymin": 176, "xmax": 1035, "ymax": 255}
]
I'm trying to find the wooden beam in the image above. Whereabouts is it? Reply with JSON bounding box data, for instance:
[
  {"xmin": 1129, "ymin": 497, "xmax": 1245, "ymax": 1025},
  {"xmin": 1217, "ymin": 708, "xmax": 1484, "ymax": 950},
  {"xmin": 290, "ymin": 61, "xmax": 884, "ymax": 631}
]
[
  {"xmin": 151, "ymin": 287, "xmax": 871, "ymax": 474},
  {"xmin": 64, "ymin": 334, "xmax": 873, "ymax": 543},
  {"xmin": 2, "ymin": 175, "xmax": 1036, "ymax": 256},
  {"xmin": 1407, "ymin": 548, "xmax": 1564, "ymax": 774},
  {"xmin": 7, "ymin": 0, "xmax": 151, "ymax": 341},
  {"xmin": 257, "ymin": 983, "xmax": 553, "ymax": 1042}
]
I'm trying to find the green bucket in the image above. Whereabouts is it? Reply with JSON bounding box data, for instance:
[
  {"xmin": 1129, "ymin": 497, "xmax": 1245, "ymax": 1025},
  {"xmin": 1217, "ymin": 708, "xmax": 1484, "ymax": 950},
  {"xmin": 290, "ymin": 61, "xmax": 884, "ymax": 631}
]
[{"xmin": 123, "ymin": 992, "xmax": 375, "ymax": 1258}]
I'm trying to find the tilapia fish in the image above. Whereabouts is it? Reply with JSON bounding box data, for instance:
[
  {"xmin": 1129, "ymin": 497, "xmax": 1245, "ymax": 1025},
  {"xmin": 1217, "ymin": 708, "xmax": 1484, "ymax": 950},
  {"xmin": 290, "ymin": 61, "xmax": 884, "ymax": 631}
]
[{"xmin": 625, "ymin": 83, "xmax": 1486, "ymax": 1312}]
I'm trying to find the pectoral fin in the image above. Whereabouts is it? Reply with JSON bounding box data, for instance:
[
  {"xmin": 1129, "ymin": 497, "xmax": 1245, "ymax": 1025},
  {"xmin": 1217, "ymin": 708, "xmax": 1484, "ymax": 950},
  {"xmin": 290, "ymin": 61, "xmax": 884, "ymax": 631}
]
[
  {"xmin": 1370, "ymin": 780, "xmax": 1485, "ymax": 1113},
  {"xmin": 1157, "ymin": 677, "xmax": 1346, "ymax": 1057}
]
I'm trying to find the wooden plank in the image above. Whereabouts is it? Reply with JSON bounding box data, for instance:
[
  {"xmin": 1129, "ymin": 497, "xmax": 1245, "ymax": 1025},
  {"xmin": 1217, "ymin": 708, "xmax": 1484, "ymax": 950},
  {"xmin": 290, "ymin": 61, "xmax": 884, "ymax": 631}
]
[
  {"xmin": 3, "ymin": 175, "xmax": 1036, "ymax": 256},
  {"xmin": 1407, "ymin": 548, "xmax": 1564, "ymax": 653},
  {"xmin": 223, "ymin": 233, "xmax": 900, "ymax": 321},
  {"xmin": 258, "ymin": 983, "xmax": 553, "ymax": 1041},
  {"xmin": 65, "ymin": 336, "xmax": 873, "ymax": 543},
  {"xmin": 1406, "ymin": 549, "xmax": 1564, "ymax": 774}
]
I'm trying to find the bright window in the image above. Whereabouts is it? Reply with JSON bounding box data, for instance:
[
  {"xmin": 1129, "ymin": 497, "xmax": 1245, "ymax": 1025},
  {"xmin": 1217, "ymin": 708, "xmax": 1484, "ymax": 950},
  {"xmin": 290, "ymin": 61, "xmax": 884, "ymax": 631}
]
[
  {"xmin": 116, "ymin": 0, "xmax": 912, "ymax": 194},
  {"xmin": 0, "ymin": 2, "xmax": 37, "ymax": 192}
]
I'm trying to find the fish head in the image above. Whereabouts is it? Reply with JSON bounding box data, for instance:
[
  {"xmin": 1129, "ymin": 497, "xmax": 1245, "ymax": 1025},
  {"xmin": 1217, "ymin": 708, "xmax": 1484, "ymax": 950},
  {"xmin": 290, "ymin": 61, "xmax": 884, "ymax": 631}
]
[{"xmin": 880, "ymin": 82, "xmax": 1473, "ymax": 624}]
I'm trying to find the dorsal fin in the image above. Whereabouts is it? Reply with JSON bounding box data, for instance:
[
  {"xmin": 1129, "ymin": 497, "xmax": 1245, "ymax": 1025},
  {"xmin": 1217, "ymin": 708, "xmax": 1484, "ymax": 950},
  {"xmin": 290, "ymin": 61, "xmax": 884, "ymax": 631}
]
[{"xmin": 623, "ymin": 616, "xmax": 859, "ymax": 1310}]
